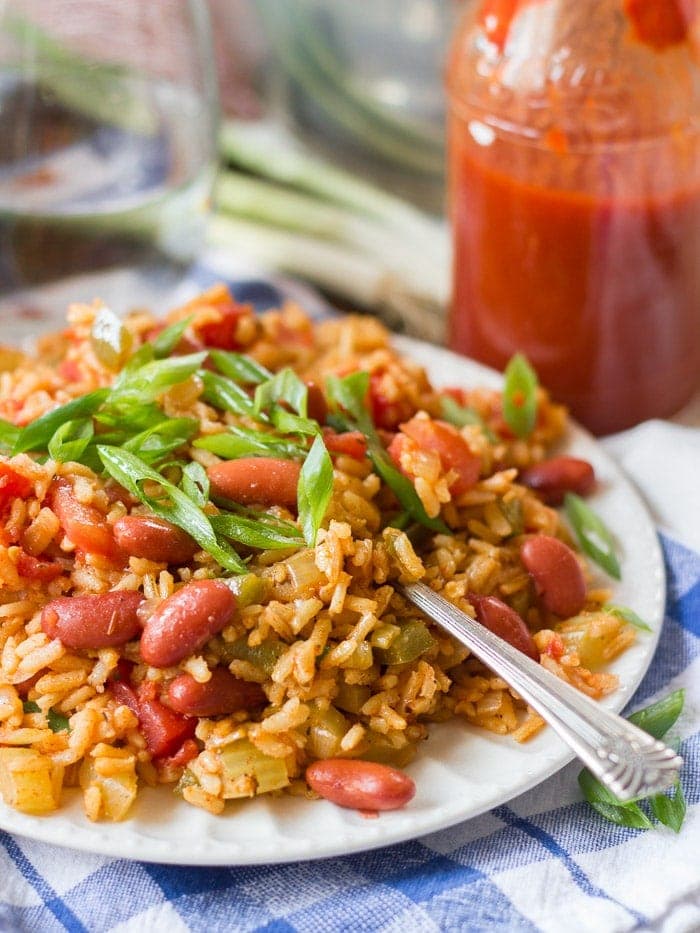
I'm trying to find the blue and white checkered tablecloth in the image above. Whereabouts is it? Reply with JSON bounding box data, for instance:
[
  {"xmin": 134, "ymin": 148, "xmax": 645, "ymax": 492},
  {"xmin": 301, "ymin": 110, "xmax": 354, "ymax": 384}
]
[{"xmin": 1, "ymin": 269, "xmax": 698, "ymax": 933}]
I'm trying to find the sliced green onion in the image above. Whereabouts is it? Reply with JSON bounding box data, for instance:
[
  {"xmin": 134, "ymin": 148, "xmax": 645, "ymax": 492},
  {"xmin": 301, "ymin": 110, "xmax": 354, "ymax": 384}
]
[
  {"xmin": 0, "ymin": 418, "xmax": 20, "ymax": 451},
  {"xmin": 111, "ymin": 352, "xmax": 207, "ymax": 402},
  {"xmin": 602, "ymin": 603, "xmax": 652, "ymax": 633},
  {"xmin": 649, "ymin": 783, "xmax": 686, "ymax": 834},
  {"xmin": 47, "ymin": 418, "xmax": 94, "ymax": 464},
  {"xmin": 97, "ymin": 446, "xmax": 246, "ymax": 574},
  {"xmin": 270, "ymin": 408, "xmax": 319, "ymax": 436},
  {"xmin": 578, "ymin": 769, "xmax": 653, "ymax": 829},
  {"xmin": 122, "ymin": 418, "xmax": 198, "ymax": 465},
  {"xmin": 502, "ymin": 353, "xmax": 538, "ymax": 438},
  {"xmin": 578, "ymin": 690, "xmax": 685, "ymax": 831},
  {"xmin": 199, "ymin": 371, "xmax": 257, "ymax": 418},
  {"xmin": 326, "ymin": 371, "xmax": 448, "ymax": 534},
  {"xmin": 13, "ymin": 389, "xmax": 109, "ymax": 454},
  {"xmin": 628, "ymin": 689, "xmax": 684, "ymax": 740},
  {"xmin": 439, "ymin": 395, "xmax": 497, "ymax": 443},
  {"xmin": 564, "ymin": 492, "xmax": 621, "ymax": 579},
  {"xmin": 297, "ymin": 434, "xmax": 334, "ymax": 546},
  {"xmin": 254, "ymin": 368, "xmax": 308, "ymax": 418},
  {"xmin": 151, "ymin": 316, "xmax": 192, "ymax": 359},
  {"xmin": 180, "ymin": 461, "xmax": 209, "ymax": 507},
  {"xmin": 194, "ymin": 429, "xmax": 303, "ymax": 461},
  {"xmin": 209, "ymin": 349, "xmax": 272, "ymax": 385},
  {"xmin": 211, "ymin": 513, "xmax": 304, "ymax": 550}
]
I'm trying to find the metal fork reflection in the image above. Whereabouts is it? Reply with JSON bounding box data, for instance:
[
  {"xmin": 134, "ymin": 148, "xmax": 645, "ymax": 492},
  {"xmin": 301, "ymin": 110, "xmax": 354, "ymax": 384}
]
[{"xmin": 400, "ymin": 581, "xmax": 682, "ymax": 802}]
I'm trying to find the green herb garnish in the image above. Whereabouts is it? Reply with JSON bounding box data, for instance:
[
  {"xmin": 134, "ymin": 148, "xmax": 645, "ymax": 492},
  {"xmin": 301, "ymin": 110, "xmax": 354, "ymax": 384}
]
[
  {"xmin": 565, "ymin": 492, "xmax": 621, "ymax": 579},
  {"xmin": 603, "ymin": 603, "xmax": 652, "ymax": 632},
  {"xmin": 211, "ymin": 513, "xmax": 304, "ymax": 550},
  {"xmin": 199, "ymin": 370, "xmax": 257, "ymax": 418},
  {"xmin": 47, "ymin": 708, "xmax": 71, "ymax": 733},
  {"xmin": 502, "ymin": 353, "xmax": 538, "ymax": 438},
  {"xmin": 97, "ymin": 446, "xmax": 247, "ymax": 574},
  {"xmin": 210, "ymin": 349, "xmax": 272, "ymax": 385},
  {"xmin": 13, "ymin": 389, "xmax": 109, "ymax": 454},
  {"xmin": 297, "ymin": 434, "xmax": 334, "ymax": 546},
  {"xmin": 151, "ymin": 316, "xmax": 192, "ymax": 359},
  {"xmin": 578, "ymin": 690, "xmax": 685, "ymax": 832},
  {"xmin": 439, "ymin": 395, "xmax": 497, "ymax": 443},
  {"xmin": 326, "ymin": 371, "xmax": 448, "ymax": 534}
]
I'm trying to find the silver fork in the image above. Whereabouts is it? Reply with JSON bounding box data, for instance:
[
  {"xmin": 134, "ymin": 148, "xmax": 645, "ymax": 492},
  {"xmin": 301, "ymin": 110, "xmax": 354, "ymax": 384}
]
[{"xmin": 400, "ymin": 581, "xmax": 682, "ymax": 802}]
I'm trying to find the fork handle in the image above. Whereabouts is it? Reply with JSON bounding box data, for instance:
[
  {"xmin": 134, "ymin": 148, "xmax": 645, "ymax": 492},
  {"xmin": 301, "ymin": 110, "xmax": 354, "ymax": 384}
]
[{"xmin": 402, "ymin": 582, "xmax": 682, "ymax": 802}]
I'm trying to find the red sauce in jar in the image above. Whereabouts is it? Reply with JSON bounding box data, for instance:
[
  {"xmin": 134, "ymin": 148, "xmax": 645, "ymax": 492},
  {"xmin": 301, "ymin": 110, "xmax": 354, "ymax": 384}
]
[{"xmin": 447, "ymin": 0, "xmax": 700, "ymax": 434}]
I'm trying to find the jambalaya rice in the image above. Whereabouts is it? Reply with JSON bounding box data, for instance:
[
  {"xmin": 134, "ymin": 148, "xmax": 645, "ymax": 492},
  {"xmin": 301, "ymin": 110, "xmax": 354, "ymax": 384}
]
[{"xmin": 0, "ymin": 285, "xmax": 634, "ymax": 821}]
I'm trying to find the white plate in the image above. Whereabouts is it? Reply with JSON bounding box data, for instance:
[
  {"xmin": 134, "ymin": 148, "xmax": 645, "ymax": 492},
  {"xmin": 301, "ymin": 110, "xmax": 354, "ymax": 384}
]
[{"xmin": 0, "ymin": 336, "xmax": 665, "ymax": 865}]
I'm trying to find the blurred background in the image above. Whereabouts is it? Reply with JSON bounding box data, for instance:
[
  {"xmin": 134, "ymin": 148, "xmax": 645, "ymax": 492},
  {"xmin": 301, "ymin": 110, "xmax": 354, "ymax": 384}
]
[{"xmin": 204, "ymin": 0, "xmax": 460, "ymax": 340}]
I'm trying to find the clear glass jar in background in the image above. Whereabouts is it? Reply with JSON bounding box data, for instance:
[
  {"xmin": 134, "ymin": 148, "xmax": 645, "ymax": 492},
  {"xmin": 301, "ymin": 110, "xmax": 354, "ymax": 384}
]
[
  {"xmin": 0, "ymin": 0, "xmax": 218, "ymax": 320},
  {"xmin": 446, "ymin": 0, "xmax": 700, "ymax": 435},
  {"xmin": 256, "ymin": 0, "xmax": 464, "ymax": 215}
]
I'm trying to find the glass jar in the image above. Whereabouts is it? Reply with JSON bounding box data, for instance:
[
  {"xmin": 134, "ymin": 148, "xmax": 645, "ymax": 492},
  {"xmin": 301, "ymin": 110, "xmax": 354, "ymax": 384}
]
[
  {"xmin": 258, "ymin": 0, "xmax": 461, "ymax": 215},
  {"xmin": 446, "ymin": 0, "xmax": 700, "ymax": 434},
  {"xmin": 0, "ymin": 0, "xmax": 218, "ymax": 319}
]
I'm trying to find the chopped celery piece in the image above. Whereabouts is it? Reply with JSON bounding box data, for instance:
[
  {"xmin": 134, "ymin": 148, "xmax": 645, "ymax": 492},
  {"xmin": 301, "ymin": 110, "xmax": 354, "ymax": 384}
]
[
  {"xmin": 174, "ymin": 768, "xmax": 199, "ymax": 796},
  {"xmin": 498, "ymin": 497, "xmax": 524, "ymax": 536},
  {"xmin": 557, "ymin": 612, "xmax": 632, "ymax": 669},
  {"xmin": 0, "ymin": 748, "xmax": 61, "ymax": 814},
  {"xmin": 79, "ymin": 759, "xmax": 137, "ymax": 821},
  {"xmin": 375, "ymin": 619, "xmax": 435, "ymax": 666},
  {"xmin": 334, "ymin": 683, "xmax": 371, "ymax": 715},
  {"xmin": 219, "ymin": 739, "xmax": 289, "ymax": 796},
  {"xmin": 307, "ymin": 702, "xmax": 348, "ymax": 758},
  {"xmin": 339, "ymin": 640, "xmax": 374, "ymax": 670},
  {"xmin": 370, "ymin": 623, "xmax": 400, "ymax": 650}
]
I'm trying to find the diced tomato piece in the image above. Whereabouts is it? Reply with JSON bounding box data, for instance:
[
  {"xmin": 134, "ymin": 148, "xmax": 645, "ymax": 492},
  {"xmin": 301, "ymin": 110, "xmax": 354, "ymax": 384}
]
[
  {"xmin": 197, "ymin": 299, "xmax": 252, "ymax": 350},
  {"xmin": 15, "ymin": 550, "xmax": 63, "ymax": 582},
  {"xmin": 387, "ymin": 432, "xmax": 411, "ymax": 472},
  {"xmin": 134, "ymin": 681, "xmax": 196, "ymax": 759},
  {"xmin": 158, "ymin": 738, "xmax": 200, "ymax": 770},
  {"xmin": 57, "ymin": 359, "xmax": 84, "ymax": 383},
  {"xmin": 322, "ymin": 429, "xmax": 368, "ymax": 460},
  {"xmin": 545, "ymin": 633, "xmax": 565, "ymax": 661},
  {"xmin": 399, "ymin": 417, "xmax": 481, "ymax": 495},
  {"xmin": 0, "ymin": 463, "xmax": 33, "ymax": 510},
  {"xmin": 49, "ymin": 478, "xmax": 122, "ymax": 562},
  {"xmin": 111, "ymin": 677, "xmax": 196, "ymax": 759},
  {"xmin": 368, "ymin": 370, "xmax": 415, "ymax": 430}
]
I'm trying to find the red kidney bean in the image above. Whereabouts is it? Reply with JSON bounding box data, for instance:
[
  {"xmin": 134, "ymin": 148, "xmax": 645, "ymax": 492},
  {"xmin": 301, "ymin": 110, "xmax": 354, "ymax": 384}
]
[
  {"xmin": 469, "ymin": 593, "xmax": 539, "ymax": 661},
  {"xmin": 113, "ymin": 515, "xmax": 197, "ymax": 565},
  {"xmin": 41, "ymin": 591, "xmax": 144, "ymax": 649},
  {"xmin": 305, "ymin": 381, "xmax": 328, "ymax": 425},
  {"xmin": 306, "ymin": 759, "xmax": 415, "ymax": 811},
  {"xmin": 520, "ymin": 535, "xmax": 587, "ymax": 618},
  {"xmin": 165, "ymin": 667, "xmax": 266, "ymax": 717},
  {"xmin": 519, "ymin": 455, "xmax": 595, "ymax": 505},
  {"xmin": 140, "ymin": 580, "xmax": 236, "ymax": 668},
  {"xmin": 207, "ymin": 458, "xmax": 301, "ymax": 511},
  {"xmin": 49, "ymin": 478, "xmax": 122, "ymax": 561}
]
